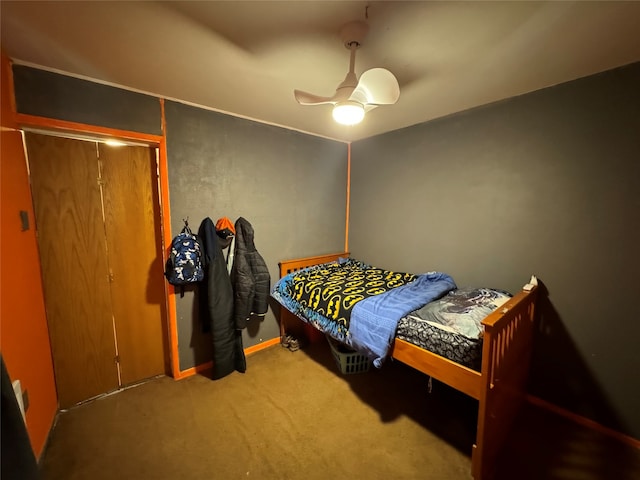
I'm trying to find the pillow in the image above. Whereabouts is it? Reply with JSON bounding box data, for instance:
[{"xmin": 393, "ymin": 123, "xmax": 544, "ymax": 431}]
[{"xmin": 407, "ymin": 287, "xmax": 512, "ymax": 340}]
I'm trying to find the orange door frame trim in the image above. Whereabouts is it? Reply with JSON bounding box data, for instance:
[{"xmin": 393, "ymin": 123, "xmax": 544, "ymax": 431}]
[{"xmin": 14, "ymin": 109, "xmax": 181, "ymax": 380}]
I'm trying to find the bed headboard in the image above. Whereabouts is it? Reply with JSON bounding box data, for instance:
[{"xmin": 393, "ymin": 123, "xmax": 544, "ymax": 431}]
[{"xmin": 278, "ymin": 252, "xmax": 349, "ymax": 278}]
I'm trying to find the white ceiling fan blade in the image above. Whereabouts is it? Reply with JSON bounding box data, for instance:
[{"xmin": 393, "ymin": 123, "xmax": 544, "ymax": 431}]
[
  {"xmin": 293, "ymin": 89, "xmax": 338, "ymax": 106},
  {"xmin": 349, "ymin": 68, "xmax": 400, "ymax": 106}
]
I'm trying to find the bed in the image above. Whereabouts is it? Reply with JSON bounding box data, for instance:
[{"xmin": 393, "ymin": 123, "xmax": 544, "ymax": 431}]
[{"xmin": 272, "ymin": 252, "xmax": 538, "ymax": 480}]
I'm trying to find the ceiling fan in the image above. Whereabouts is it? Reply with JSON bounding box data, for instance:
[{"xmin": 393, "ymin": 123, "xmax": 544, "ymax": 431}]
[{"xmin": 293, "ymin": 21, "xmax": 400, "ymax": 126}]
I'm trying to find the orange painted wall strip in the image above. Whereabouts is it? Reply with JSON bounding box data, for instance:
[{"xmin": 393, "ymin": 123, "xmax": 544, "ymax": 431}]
[
  {"xmin": 345, "ymin": 143, "xmax": 351, "ymax": 252},
  {"xmin": 158, "ymin": 98, "xmax": 180, "ymax": 379},
  {"xmin": 0, "ymin": 52, "xmax": 58, "ymax": 459}
]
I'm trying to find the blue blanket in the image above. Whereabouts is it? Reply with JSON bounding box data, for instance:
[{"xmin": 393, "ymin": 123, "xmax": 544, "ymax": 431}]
[{"xmin": 349, "ymin": 272, "xmax": 457, "ymax": 367}]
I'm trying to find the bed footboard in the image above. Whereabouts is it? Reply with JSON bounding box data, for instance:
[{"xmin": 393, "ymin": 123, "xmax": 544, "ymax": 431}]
[{"xmin": 472, "ymin": 286, "xmax": 538, "ymax": 479}]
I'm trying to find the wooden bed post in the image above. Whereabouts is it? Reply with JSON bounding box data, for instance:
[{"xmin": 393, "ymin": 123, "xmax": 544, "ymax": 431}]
[{"xmin": 472, "ymin": 286, "xmax": 538, "ymax": 479}]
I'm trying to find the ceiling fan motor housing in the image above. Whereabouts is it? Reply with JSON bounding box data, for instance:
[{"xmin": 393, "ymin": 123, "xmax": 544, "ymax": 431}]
[{"xmin": 340, "ymin": 21, "xmax": 369, "ymax": 49}]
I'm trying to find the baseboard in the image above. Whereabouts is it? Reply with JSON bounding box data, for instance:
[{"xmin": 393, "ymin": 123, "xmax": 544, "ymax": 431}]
[
  {"xmin": 175, "ymin": 337, "xmax": 281, "ymax": 380},
  {"xmin": 174, "ymin": 362, "xmax": 212, "ymax": 380},
  {"xmin": 526, "ymin": 394, "xmax": 640, "ymax": 449},
  {"xmin": 244, "ymin": 337, "xmax": 280, "ymax": 355}
]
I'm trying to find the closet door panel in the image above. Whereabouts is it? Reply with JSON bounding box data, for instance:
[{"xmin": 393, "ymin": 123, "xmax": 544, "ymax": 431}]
[
  {"xmin": 100, "ymin": 144, "xmax": 167, "ymax": 384},
  {"xmin": 26, "ymin": 133, "xmax": 118, "ymax": 408}
]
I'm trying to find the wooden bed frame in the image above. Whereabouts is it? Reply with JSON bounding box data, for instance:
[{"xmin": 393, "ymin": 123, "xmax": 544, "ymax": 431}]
[{"xmin": 278, "ymin": 252, "xmax": 538, "ymax": 480}]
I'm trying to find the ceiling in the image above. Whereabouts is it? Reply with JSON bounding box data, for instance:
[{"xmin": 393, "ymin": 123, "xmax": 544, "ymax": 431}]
[{"xmin": 2, "ymin": 1, "xmax": 639, "ymax": 143}]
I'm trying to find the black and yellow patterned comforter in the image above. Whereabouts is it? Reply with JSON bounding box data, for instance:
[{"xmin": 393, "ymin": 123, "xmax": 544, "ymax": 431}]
[{"xmin": 272, "ymin": 258, "xmax": 416, "ymax": 340}]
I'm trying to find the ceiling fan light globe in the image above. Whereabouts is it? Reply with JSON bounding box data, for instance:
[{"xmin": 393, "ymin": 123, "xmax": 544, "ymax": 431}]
[{"xmin": 332, "ymin": 101, "xmax": 365, "ymax": 125}]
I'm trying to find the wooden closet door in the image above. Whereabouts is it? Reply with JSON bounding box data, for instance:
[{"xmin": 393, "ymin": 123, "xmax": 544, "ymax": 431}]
[
  {"xmin": 26, "ymin": 133, "xmax": 118, "ymax": 408},
  {"xmin": 99, "ymin": 144, "xmax": 168, "ymax": 385}
]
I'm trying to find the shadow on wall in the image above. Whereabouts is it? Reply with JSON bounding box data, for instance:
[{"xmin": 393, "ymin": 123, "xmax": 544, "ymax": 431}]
[
  {"xmin": 147, "ymin": 257, "xmax": 172, "ymax": 375},
  {"xmin": 245, "ymin": 313, "xmax": 266, "ymax": 340},
  {"xmin": 494, "ymin": 401, "xmax": 640, "ymax": 480},
  {"xmin": 528, "ymin": 280, "xmax": 628, "ymax": 436},
  {"xmin": 146, "ymin": 255, "xmax": 166, "ymax": 304},
  {"xmin": 269, "ymin": 299, "xmax": 305, "ymax": 341}
]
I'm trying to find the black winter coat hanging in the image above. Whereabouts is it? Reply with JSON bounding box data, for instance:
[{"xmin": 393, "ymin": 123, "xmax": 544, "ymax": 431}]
[
  {"xmin": 198, "ymin": 217, "xmax": 246, "ymax": 379},
  {"xmin": 230, "ymin": 217, "xmax": 270, "ymax": 329}
]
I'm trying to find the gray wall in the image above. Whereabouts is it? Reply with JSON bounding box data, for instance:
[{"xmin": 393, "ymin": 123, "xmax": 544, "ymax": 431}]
[
  {"xmin": 164, "ymin": 101, "xmax": 347, "ymax": 370},
  {"xmin": 13, "ymin": 65, "xmax": 162, "ymax": 134},
  {"xmin": 350, "ymin": 62, "xmax": 640, "ymax": 438}
]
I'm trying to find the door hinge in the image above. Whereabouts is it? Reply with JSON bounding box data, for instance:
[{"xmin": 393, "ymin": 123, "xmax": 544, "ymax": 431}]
[
  {"xmin": 114, "ymin": 355, "xmax": 120, "ymax": 364},
  {"xmin": 108, "ymin": 271, "xmax": 115, "ymax": 282}
]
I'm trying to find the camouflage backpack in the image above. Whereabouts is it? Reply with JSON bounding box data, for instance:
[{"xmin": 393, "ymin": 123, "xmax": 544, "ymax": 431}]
[{"xmin": 164, "ymin": 224, "xmax": 204, "ymax": 294}]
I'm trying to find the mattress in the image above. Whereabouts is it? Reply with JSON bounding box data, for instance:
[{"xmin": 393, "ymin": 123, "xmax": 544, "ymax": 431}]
[{"xmin": 395, "ymin": 287, "xmax": 511, "ymax": 371}]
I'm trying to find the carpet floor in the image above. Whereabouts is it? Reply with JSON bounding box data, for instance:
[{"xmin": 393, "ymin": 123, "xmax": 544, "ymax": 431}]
[{"xmin": 39, "ymin": 341, "xmax": 639, "ymax": 480}]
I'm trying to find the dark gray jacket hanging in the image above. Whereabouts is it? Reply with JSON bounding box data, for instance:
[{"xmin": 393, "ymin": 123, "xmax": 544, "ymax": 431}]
[
  {"xmin": 198, "ymin": 217, "xmax": 246, "ymax": 379},
  {"xmin": 231, "ymin": 217, "xmax": 271, "ymax": 329}
]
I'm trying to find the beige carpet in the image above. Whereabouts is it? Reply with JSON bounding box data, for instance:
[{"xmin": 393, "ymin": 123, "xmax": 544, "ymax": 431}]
[{"xmin": 39, "ymin": 341, "xmax": 639, "ymax": 480}]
